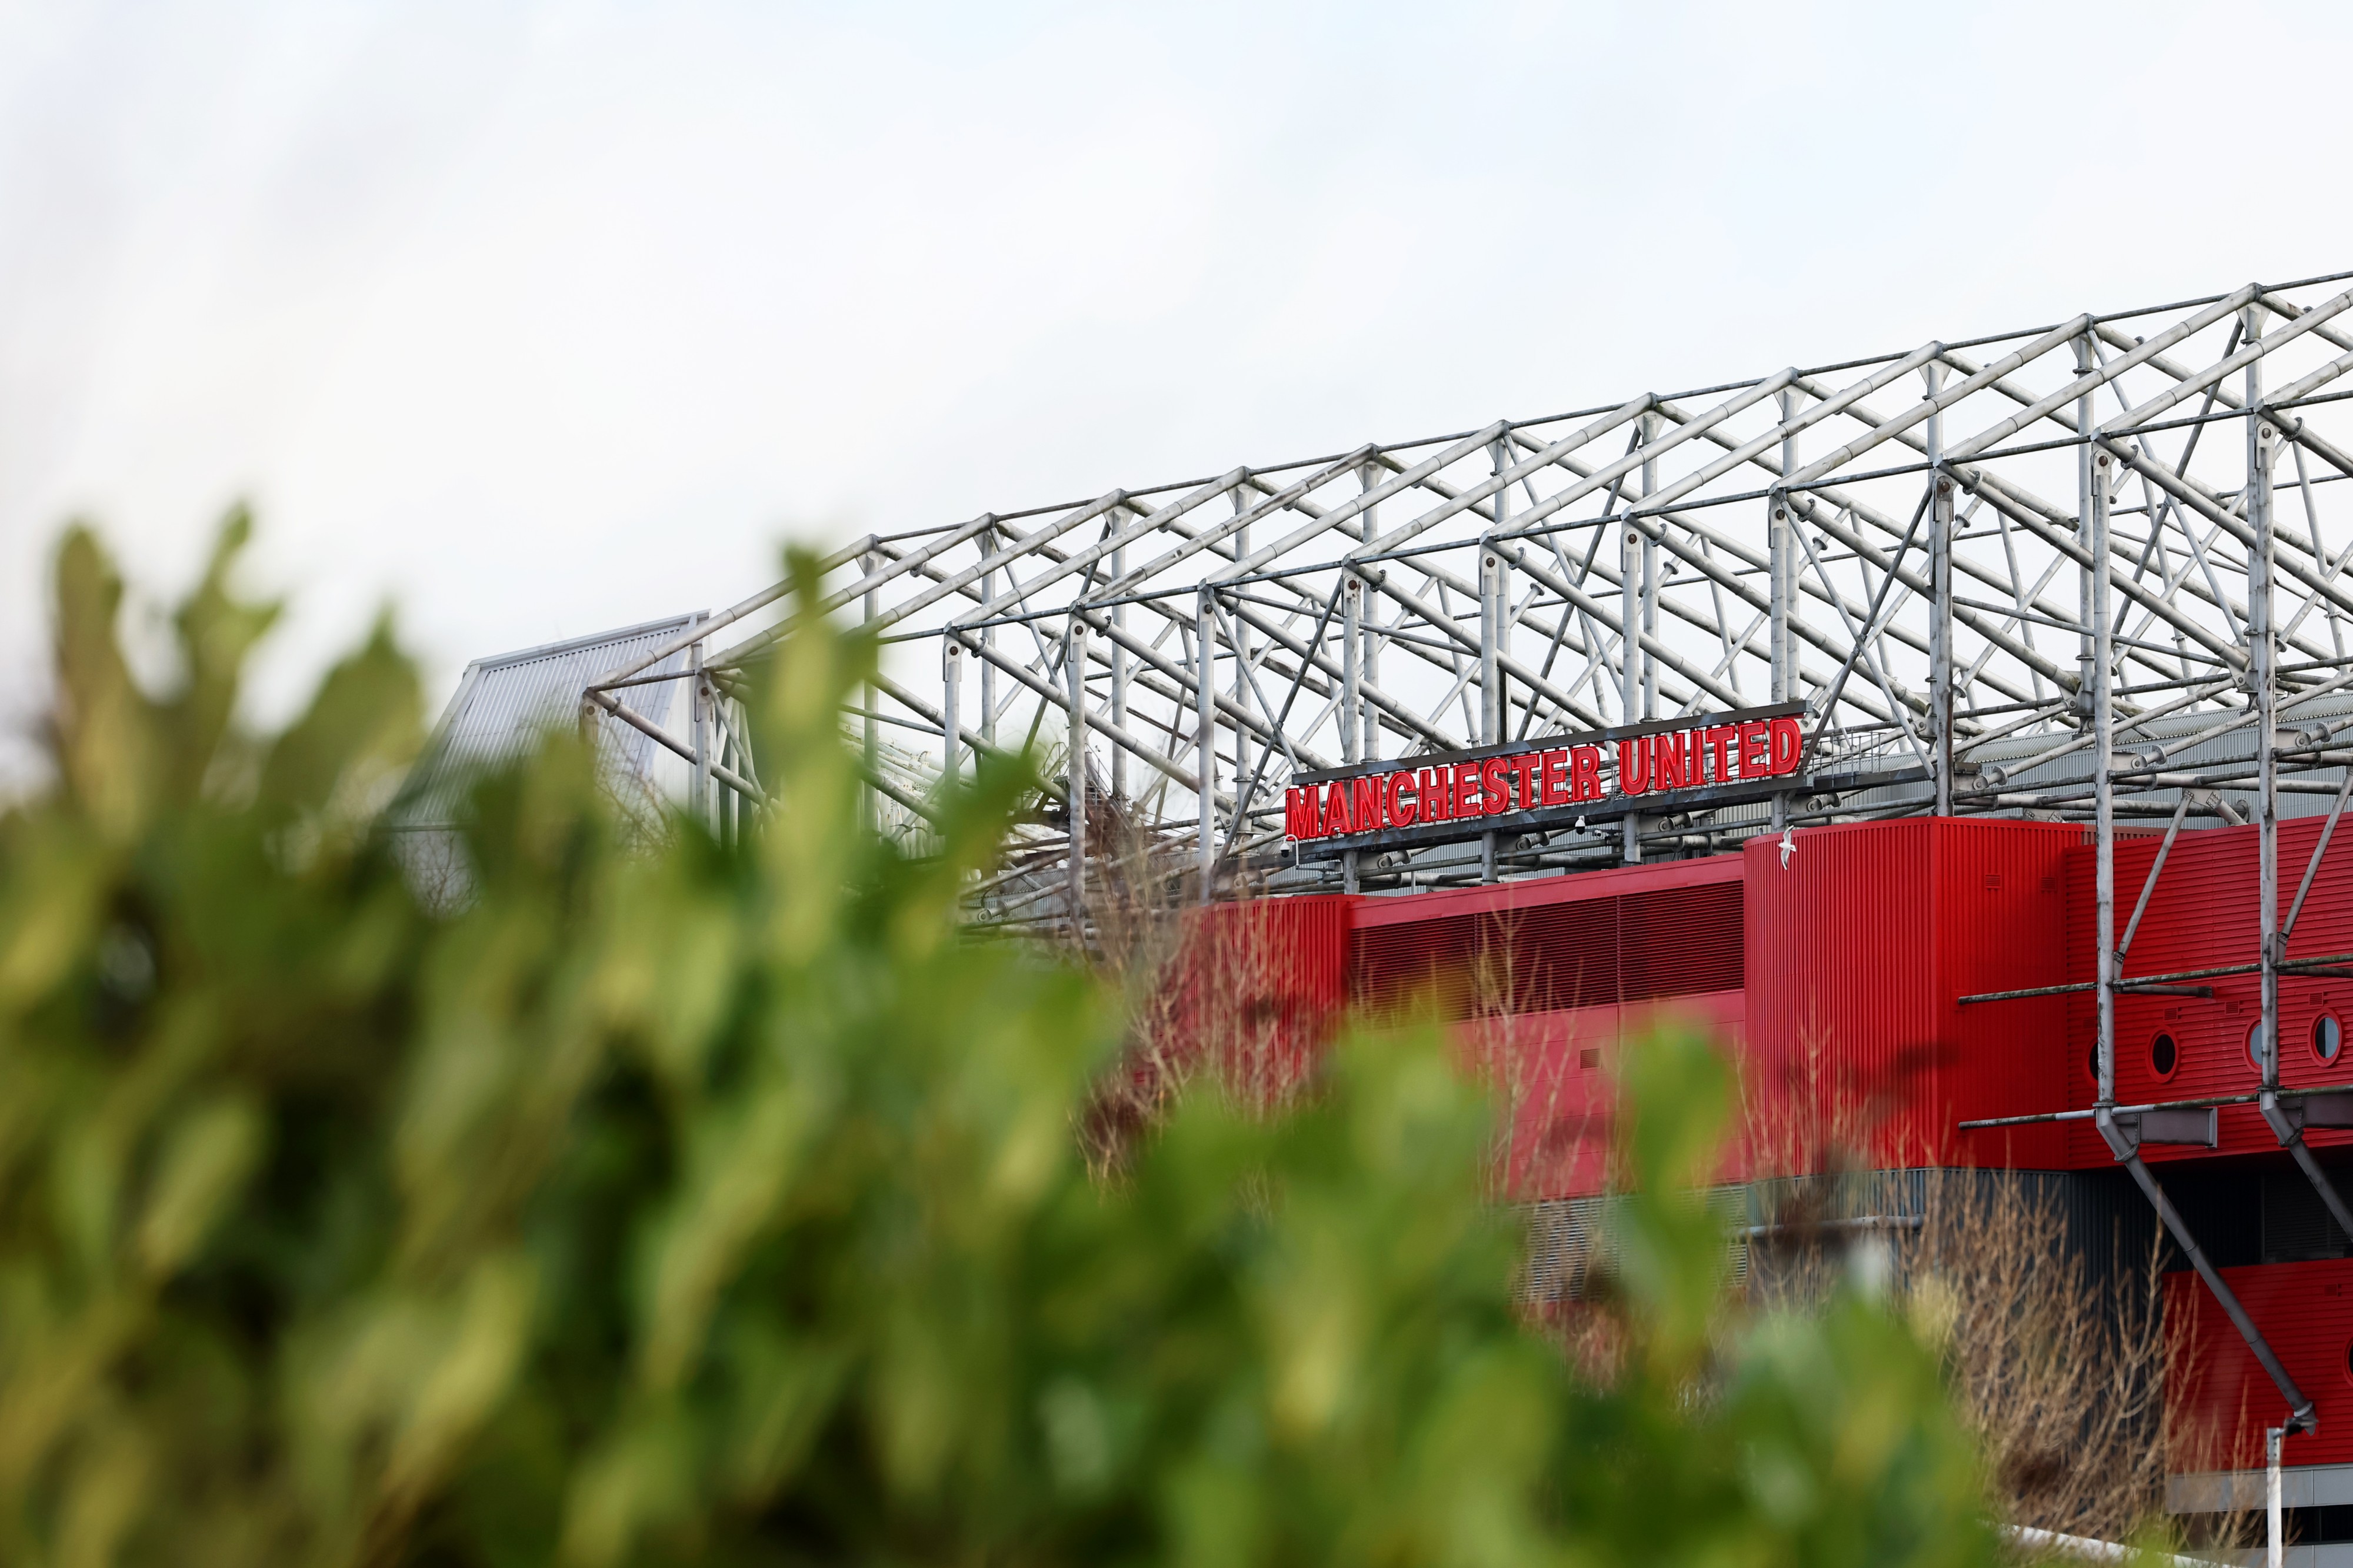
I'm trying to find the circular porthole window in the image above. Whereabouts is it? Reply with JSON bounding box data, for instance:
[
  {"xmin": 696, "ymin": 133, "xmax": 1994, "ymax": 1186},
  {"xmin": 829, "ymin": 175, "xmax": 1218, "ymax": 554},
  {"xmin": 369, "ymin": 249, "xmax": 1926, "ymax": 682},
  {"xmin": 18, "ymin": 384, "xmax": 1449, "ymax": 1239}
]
[
  {"xmin": 2249, "ymin": 1022, "xmax": 2267, "ymax": 1070},
  {"xmin": 2318, "ymin": 1015, "xmax": 2344, "ymax": 1064},
  {"xmin": 2151, "ymin": 1032, "xmax": 2179, "ymax": 1080},
  {"xmin": 2088, "ymin": 1042, "xmax": 2102, "ymax": 1086},
  {"xmin": 2344, "ymin": 1337, "xmax": 2353, "ymax": 1386}
]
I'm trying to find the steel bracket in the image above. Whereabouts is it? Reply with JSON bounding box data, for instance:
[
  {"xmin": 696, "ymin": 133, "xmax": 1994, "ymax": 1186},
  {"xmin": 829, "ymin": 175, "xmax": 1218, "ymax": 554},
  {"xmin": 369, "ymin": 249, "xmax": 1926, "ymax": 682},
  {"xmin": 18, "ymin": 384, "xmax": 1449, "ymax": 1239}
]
[
  {"xmin": 2274, "ymin": 1090, "xmax": 2353, "ymax": 1135},
  {"xmin": 2104, "ymin": 1106, "xmax": 2219, "ymax": 1150}
]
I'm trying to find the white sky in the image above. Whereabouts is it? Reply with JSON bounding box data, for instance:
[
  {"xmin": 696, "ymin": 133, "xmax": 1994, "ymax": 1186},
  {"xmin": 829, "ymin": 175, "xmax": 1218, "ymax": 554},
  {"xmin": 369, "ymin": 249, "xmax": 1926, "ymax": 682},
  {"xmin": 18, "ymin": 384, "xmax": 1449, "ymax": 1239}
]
[{"xmin": 6, "ymin": 0, "xmax": 2352, "ymax": 762}]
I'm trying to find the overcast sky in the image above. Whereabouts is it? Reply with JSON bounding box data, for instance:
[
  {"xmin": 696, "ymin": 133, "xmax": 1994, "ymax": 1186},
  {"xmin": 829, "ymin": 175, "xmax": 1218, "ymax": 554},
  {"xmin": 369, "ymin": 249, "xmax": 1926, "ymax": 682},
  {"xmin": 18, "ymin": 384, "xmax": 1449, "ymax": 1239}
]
[{"xmin": 5, "ymin": 0, "xmax": 2351, "ymax": 760}]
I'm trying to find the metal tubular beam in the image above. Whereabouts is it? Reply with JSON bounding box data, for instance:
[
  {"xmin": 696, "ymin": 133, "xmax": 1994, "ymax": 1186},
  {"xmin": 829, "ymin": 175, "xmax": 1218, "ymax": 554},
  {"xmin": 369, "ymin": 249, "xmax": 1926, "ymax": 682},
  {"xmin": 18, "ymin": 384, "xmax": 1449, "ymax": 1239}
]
[
  {"xmin": 1066, "ymin": 620, "xmax": 1087, "ymax": 933},
  {"xmin": 1196, "ymin": 587, "xmax": 1216, "ymax": 900},
  {"xmin": 2094, "ymin": 446, "xmax": 2118, "ymax": 1110},
  {"xmin": 1927, "ymin": 361, "xmax": 1954, "ymax": 817},
  {"xmin": 578, "ymin": 275, "xmax": 2353, "ymax": 1031}
]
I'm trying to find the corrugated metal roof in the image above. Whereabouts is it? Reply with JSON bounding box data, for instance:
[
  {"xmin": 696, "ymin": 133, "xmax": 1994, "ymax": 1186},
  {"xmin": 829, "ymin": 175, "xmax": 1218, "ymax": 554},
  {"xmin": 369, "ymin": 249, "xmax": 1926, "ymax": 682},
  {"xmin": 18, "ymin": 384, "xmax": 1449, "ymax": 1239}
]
[{"xmin": 388, "ymin": 613, "xmax": 703, "ymax": 830}]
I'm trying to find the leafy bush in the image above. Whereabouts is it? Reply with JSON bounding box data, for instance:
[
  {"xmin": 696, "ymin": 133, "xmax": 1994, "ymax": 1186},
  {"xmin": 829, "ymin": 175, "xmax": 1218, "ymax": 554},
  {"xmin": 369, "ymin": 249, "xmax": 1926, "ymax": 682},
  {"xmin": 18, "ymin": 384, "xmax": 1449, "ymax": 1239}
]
[{"xmin": 0, "ymin": 521, "xmax": 2000, "ymax": 1567}]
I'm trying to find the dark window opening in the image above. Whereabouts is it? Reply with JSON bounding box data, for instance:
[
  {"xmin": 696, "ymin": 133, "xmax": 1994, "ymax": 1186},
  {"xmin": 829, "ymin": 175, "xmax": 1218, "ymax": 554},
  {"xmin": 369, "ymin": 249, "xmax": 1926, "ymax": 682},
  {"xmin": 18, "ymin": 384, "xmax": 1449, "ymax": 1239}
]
[{"xmin": 1348, "ymin": 879, "xmax": 1743, "ymax": 1019}]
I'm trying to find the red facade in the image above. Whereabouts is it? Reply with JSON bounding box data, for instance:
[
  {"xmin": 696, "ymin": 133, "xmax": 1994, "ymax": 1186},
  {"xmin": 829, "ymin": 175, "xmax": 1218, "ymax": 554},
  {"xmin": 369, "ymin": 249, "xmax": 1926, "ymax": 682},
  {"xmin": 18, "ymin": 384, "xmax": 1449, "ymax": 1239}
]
[
  {"xmin": 2169, "ymin": 1260, "xmax": 2353, "ymax": 1469},
  {"xmin": 1166, "ymin": 813, "xmax": 2353, "ymax": 1467},
  {"xmin": 1742, "ymin": 818, "xmax": 2080, "ymax": 1172},
  {"xmin": 1143, "ymin": 895, "xmax": 1351, "ymax": 1106},
  {"xmin": 2062, "ymin": 818, "xmax": 2353, "ymax": 1166},
  {"xmin": 1346, "ymin": 853, "xmax": 1746, "ymax": 1198},
  {"xmin": 1171, "ymin": 814, "xmax": 2353, "ymax": 1180}
]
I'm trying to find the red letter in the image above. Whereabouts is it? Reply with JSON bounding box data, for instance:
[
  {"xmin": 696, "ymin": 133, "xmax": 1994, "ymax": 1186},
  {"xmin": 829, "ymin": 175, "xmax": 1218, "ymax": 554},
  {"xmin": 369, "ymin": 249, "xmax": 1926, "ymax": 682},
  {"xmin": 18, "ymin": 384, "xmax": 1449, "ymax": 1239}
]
[
  {"xmin": 1541, "ymin": 748, "xmax": 1572, "ymax": 806},
  {"xmin": 1455, "ymin": 761, "xmax": 1484, "ymax": 815},
  {"xmin": 1618, "ymin": 738, "xmax": 1652, "ymax": 795},
  {"xmin": 1481, "ymin": 757, "xmax": 1512, "ymax": 815},
  {"xmin": 1421, "ymin": 766, "xmax": 1452, "ymax": 822},
  {"xmin": 1512, "ymin": 752, "xmax": 1544, "ymax": 809},
  {"xmin": 1352, "ymin": 774, "xmax": 1384, "ymax": 831},
  {"xmin": 1386, "ymin": 769, "xmax": 1417, "ymax": 826},
  {"xmin": 1704, "ymin": 726, "xmax": 1737, "ymax": 782},
  {"xmin": 1325, "ymin": 779, "xmax": 1355, "ymax": 835},
  {"xmin": 1655, "ymin": 730, "xmax": 1689, "ymax": 789},
  {"xmin": 1769, "ymin": 716, "xmax": 1803, "ymax": 774},
  {"xmin": 1571, "ymin": 745, "xmax": 1602, "ymax": 800},
  {"xmin": 1285, "ymin": 786, "xmax": 1324, "ymax": 840},
  {"xmin": 1739, "ymin": 721, "xmax": 1771, "ymax": 776}
]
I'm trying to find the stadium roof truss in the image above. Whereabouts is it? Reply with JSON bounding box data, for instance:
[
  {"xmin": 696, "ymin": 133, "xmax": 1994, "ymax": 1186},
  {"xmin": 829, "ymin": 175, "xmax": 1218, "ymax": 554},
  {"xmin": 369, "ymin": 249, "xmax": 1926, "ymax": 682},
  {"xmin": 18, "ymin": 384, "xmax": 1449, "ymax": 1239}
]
[{"xmin": 573, "ymin": 271, "xmax": 2353, "ymax": 922}]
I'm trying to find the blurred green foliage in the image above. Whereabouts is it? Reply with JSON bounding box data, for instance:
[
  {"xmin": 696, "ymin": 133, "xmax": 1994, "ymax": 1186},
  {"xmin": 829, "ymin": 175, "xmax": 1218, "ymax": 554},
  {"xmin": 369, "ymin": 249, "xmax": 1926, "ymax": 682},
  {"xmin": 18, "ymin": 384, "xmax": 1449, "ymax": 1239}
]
[{"xmin": 0, "ymin": 520, "xmax": 2002, "ymax": 1567}]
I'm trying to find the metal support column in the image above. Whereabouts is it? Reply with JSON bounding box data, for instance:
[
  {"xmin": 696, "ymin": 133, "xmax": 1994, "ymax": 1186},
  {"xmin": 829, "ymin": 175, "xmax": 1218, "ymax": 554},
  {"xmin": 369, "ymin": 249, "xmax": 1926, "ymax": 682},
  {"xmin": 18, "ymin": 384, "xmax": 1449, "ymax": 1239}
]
[
  {"xmin": 1639, "ymin": 413, "xmax": 1659, "ymax": 721},
  {"xmin": 1482, "ymin": 436, "xmax": 1509, "ymax": 746},
  {"xmin": 1066, "ymin": 620, "xmax": 1088, "ymax": 938},
  {"xmin": 1343, "ymin": 574, "xmax": 1363, "ymax": 765},
  {"xmin": 2093, "ymin": 448, "xmax": 2117, "ymax": 1107},
  {"xmin": 941, "ymin": 633, "xmax": 962, "ymax": 793},
  {"xmin": 1229, "ymin": 493, "xmax": 1253, "ymax": 799},
  {"xmin": 1197, "ymin": 586, "xmax": 1217, "ymax": 903},
  {"xmin": 1358, "ymin": 462, "xmax": 1382, "ymax": 767},
  {"xmin": 1772, "ymin": 389, "xmax": 1800, "ymax": 708},
  {"xmin": 1927, "ymin": 361, "xmax": 1954, "ymax": 818},
  {"xmin": 2074, "ymin": 339, "xmax": 2097, "ymax": 723},
  {"xmin": 2252, "ymin": 310, "xmax": 2282, "ymax": 1100},
  {"xmin": 1771, "ymin": 386, "xmax": 1799, "ymax": 832},
  {"xmin": 979, "ymin": 550, "xmax": 998, "ymax": 753},
  {"xmin": 1109, "ymin": 539, "xmax": 1127, "ymax": 802},
  {"xmin": 1621, "ymin": 509, "xmax": 1642, "ymax": 865},
  {"xmin": 691, "ymin": 643, "xmax": 714, "ymax": 829},
  {"xmin": 1343, "ymin": 571, "xmax": 1362, "ymax": 895},
  {"xmin": 862, "ymin": 559, "xmax": 880, "ymax": 835},
  {"xmin": 1479, "ymin": 541, "xmax": 1502, "ymax": 883},
  {"xmin": 2269, "ymin": 1426, "xmax": 2285, "ymax": 1568},
  {"xmin": 1479, "ymin": 552, "xmax": 1502, "ymax": 743}
]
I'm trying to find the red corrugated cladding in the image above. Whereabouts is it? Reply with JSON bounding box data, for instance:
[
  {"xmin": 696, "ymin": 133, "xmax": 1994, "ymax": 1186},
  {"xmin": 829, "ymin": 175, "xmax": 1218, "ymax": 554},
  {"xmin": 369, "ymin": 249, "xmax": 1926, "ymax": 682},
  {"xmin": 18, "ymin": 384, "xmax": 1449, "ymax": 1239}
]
[
  {"xmin": 2167, "ymin": 1260, "xmax": 2353, "ymax": 1469},
  {"xmin": 1147, "ymin": 895, "xmax": 1350, "ymax": 1105},
  {"xmin": 2062, "ymin": 818, "xmax": 2353, "ymax": 1166},
  {"xmin": 1743, "ymin": 818, "xmax": 2079, "ymax": 1170},
  {"xmin": 1140, "ymin": 815, "xmax": 2353, "ymax": 1483}
]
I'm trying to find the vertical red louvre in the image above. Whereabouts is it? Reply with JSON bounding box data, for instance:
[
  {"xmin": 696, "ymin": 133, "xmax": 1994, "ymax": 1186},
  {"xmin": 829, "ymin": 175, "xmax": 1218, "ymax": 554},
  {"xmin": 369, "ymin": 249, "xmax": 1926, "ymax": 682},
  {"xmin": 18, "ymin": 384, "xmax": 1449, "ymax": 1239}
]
[
  {"xmin": 1621, "ymin": 880, "xmax": 1743, "ymax": 1000},
  {"xmin": 1145, "ymin": 896, "xmax": 1349, "ymax": 1105},
  {"xmin": 1742, "ymin": 819, "xmax": 2077, "ymax": 1172}
]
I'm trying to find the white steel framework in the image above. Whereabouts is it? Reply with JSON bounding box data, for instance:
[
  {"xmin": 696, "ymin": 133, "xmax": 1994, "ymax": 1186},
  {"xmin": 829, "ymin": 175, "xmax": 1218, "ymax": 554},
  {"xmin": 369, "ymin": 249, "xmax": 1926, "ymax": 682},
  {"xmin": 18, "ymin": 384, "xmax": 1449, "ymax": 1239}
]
[
  {"xmin": 589, "ymin": 272, "xmax": 2353, "ymax": 913},
  {"xmin": 568, "ymin": 269, "xmax": 2353, "ymax": 1438}
]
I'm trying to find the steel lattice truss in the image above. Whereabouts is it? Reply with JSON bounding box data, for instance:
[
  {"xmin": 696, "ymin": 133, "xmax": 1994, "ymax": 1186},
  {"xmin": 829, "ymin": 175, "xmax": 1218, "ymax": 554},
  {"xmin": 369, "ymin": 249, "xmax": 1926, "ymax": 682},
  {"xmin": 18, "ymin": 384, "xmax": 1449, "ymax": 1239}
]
[{"xmin": 582, "ymin": 271, "xmax": 2353, "ymax": 925}]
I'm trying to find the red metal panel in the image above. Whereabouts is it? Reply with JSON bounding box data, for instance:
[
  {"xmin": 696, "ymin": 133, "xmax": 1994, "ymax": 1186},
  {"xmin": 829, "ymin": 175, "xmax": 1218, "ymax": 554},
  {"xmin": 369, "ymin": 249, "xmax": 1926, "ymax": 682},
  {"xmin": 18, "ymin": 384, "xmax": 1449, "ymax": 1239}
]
[
  {"xmin": 1342, "ymin": 855, "xmax": 1748, "ymax": 1203},
  {"xmin": 1743, "ymin": 818, "xmax": 2077, "ymax": 1172},
  {"xmin": 1934, "ymin": 819, "xmax": 2078, "ymax": 1168},
  {"xmin": 2064, "ymin": 819, "xmax": 2353, "ymax": 1167},
  {"xmin": 1150, "ymin": 895, "xmax": 1351, "ymax": 1104},
  {"xmin": 2167, "ymin": 1260, "xmax": 2353, "ymax": 1469},
  {"xmin": 1475, "ymin": 989, "xmax": 1748, "ymax": 1202}
]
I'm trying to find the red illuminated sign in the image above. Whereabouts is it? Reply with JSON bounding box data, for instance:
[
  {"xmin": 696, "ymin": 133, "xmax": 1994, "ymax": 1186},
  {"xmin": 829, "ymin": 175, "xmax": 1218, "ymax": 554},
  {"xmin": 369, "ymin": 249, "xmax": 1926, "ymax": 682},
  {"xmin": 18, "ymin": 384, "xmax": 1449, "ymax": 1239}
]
[{"xmin": 1285, "ymin": 713, "xmax": 1804, "ymax": 844}]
